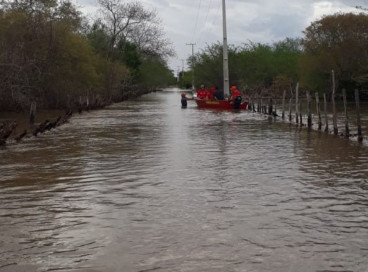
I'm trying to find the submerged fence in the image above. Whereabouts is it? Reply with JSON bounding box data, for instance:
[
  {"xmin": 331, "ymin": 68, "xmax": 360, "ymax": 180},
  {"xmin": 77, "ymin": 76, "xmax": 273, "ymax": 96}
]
[{"xmin": 248, "ymin": 88, "xmax": 365, "ymax": 143}]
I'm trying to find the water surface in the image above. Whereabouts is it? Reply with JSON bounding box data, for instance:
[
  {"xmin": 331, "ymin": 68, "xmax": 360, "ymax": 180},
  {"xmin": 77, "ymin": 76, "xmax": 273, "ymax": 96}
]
[{"xmin": 1, "ymin": 88, "xmax": 367, "ymax": 272}]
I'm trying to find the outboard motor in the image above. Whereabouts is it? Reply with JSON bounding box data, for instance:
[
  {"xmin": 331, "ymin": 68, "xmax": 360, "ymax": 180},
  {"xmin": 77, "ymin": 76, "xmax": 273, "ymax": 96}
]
[{"xmin": 233, "ymin": 95, "xmax": 242, "ymax": 109}]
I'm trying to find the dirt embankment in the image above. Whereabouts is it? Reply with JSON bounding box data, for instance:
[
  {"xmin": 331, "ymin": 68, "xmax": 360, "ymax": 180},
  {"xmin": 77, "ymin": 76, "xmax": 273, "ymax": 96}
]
[
  {"xmin": 0, "ymin": 87, "xmax": 154, "ymax": 146},
  {"xmin": 0, "ymin": 97, "xmax": 110, "ymax": 146}
]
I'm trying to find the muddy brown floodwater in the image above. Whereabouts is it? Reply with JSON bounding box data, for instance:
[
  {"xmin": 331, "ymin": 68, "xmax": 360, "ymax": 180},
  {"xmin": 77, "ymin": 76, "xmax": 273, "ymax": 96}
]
[{"xmin": 1, "ymin": 88, "xmax": 368, "ymax": 272}]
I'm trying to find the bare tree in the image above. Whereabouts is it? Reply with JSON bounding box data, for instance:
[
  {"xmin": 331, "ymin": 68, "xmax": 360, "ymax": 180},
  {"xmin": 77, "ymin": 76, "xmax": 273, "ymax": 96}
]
[
  {"xmin": 98, "ymin": 0, "xmax": 174, "ymax": 59},
  {"xmin": 129, "ymin": 20, "xmax": 175, "ymax": 58}
]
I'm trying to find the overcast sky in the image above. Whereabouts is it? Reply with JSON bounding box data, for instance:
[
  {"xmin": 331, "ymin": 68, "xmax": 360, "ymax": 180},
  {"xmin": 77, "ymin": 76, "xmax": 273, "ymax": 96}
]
[{"xmin": 76, "ymin": 0, "xmax": 366, "ymax": 74}]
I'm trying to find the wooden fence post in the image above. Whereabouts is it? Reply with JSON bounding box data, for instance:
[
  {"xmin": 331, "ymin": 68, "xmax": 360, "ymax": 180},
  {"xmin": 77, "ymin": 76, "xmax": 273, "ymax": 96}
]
[
  {"xmin": 342, "ymin": 89, "xmax": 349, "ymax": 137},
  {"xmin": 282, "ymin": 89, "xmax": 286, "ymax": 120},
  {"xmin": 332, "ymin": 70, "xmax": 338, "ymax": 135},
  {"xmin": 295, "ymin": 83, "xmax": 299, "ymax": 124},
  {"xmin": 289, "ymin": 98, "xmax": 292, "ymax": 122},
  {"xmin": 315, "ymin": 92, "xmax": 322, "ymax": 130},
  {"xmin": 307, "ymin": 91, "xmax": 312, "ymax": 128},
  {"xmin": 299, "ymin": 100, "xmax": 303, "ymax": 126},
  {"xmin": 355, "ymin": 89, "xmax": 363, "ymax": 142},
  {"xmin": 324, "ymin": 93, "xmax": 329, "ymax": 132},
  {"xmin": 260, "ymin": 99, "xmax": 263, "ymax": 113},
  {"xmin": 268, "ymin": 98, "xmax": 273, "ymax": 115}
]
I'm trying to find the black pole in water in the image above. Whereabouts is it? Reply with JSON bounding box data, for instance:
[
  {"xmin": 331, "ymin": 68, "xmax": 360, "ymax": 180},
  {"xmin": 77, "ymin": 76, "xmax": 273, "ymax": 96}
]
[
  {"xmin": 299, "ymin": 100, "xmax": 303, "ymax": 126},
  {"xmin": 295, "ymin": 83, "xmax": 299, "ymax": 124},
  {"xmin": 307, "ymin": 91, "xmax": 312, "ymax": 128},
  {"xmin": 355, "ymin": 89, "xmax": 363, "ymax": 142},
  {"xmin": 324, "ymin": 93, "xmax": 329, "ymax": 132},
  {"xmin": 282, "ymin": 89, "xmax": 286, "ymax": 120},
  {"xmin": 315, "ymin": 92, "xmax": 322, "ymax": 130},
  {"xmin": 332, "ymin": 70, "xmax": 338, "ymax": 135},
  {"xmin": 268, "ymin": 98, "xmax": 273, "ymax": 115},
  {"xmin": 342, "ymin": 89, "xmax": 349, "ymax": 138},
  {"xmin": 289, "ymin": 98, "xmax": 292, "ymax": 123},
  {"xmin": 260, "ymin": 99, "xmax": 263, "ymax": 113}
]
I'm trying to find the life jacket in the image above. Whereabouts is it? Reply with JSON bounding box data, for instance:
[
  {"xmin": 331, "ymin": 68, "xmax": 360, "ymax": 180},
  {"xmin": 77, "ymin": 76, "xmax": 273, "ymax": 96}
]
[
  {"xmin": 208, "ymin": 87, "xmax": 216, "ymax": 100},
  {"xmin": 231, "ymin": 90, "xmax": 241, "ymax": 99},
  {"xmin": 197, "ymin": 88, "xmax": 208, "ymax": 99}
]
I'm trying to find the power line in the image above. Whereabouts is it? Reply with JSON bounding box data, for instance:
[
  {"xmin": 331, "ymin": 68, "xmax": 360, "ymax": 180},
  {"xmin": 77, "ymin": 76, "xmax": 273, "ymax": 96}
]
[
  {"xmin": 186, "ymin": 43, "xmax": 196, "ymax": 92},
  {"xmin": 192, "ymin": 0, "xmax": 203, "ymax": 42},
  {"xmin": 197, "ymin": 0, "xmax": 213, "ymax": 46},
  {"xmin": 203, "ymin": 0, "xmax": 213, "ymax": 30}
]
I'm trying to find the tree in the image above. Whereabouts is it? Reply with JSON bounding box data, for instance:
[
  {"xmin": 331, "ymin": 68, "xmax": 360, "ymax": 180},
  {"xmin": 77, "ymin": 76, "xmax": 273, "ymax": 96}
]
[
  {"xmin": 87, "ymin": 21, "xmax": 111, "ymax": 58},
  {"xmin": 97, "ymin": 0, "xmax": 174, "ymax": 60},
  {"xmin": 300, "ymin": 13, "xmax": 368, "ymax": 96},
  {"xmin": 190, "ymin": 38, "xmax": 301, "ymax": 96},
  {"xmin": 0, "ymin": 1, "xmax": 108, "ymax": 110},
  {"xmin": 193, "ymin": 43, "xmax": 225, "ymax": 89},
  {"xmin": 128, "ymin": 18, "xmax": 174, "ymax": 58},
  {"xmin": 138, "ymin": 56, "xmax": 175, "ymax": 90},
  {"xmin": 0, "ymin": 0, "xmax": 175, "ymax": 111}
]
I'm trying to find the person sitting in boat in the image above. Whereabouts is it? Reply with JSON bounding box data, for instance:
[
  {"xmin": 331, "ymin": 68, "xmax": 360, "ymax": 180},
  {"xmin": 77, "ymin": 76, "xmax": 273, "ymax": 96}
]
[
  {"xmin": 230, "ymin": 85, "xmax": 242, "ymax": 109},
  {"xmin": 213, "ymin": 86, "xmax": 224, "ymax": 100},
  {"xmin": 196, "ymin": 84, "xmax": 208, "ymax": 99},
  {"xmin": 208, "ymin": 87, "xmax": 216, "ymax": 100}
]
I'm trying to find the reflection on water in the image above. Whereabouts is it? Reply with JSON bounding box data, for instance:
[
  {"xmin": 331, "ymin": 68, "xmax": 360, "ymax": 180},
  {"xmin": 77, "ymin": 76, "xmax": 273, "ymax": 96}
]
[{"xmin": 0, "ymin": 88, "xmax": 367, "ymax": 272}]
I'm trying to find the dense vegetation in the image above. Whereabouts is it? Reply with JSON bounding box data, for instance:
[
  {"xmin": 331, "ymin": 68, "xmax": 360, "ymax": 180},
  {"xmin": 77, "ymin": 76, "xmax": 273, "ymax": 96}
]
[
  {"xmin": 1, "ymin": 1, "xmax": 367, "ymax": 112},
  {"xmin": 0, "ymin": 0, "xmax": 176, "ymax": 111},
  {"xmin": 179, "ymin": 13, "xmax": 368, "ymax": 99}
]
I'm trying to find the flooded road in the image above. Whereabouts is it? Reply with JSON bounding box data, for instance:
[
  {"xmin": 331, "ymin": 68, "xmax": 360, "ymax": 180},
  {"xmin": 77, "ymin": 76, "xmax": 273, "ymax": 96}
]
[{"xmin": 1, "ymin": 88, "xmax": 368, "ymax": 272}]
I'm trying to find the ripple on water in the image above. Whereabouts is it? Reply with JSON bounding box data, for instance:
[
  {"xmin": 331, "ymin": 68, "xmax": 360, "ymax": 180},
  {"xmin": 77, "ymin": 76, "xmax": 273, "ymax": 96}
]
[{"xmin": 0, "ymin": 90, "xmax": 368, "ymax": 272}]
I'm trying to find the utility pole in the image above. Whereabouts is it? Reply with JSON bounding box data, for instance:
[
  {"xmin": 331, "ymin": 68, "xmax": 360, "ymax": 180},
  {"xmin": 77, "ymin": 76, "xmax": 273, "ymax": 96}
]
[
  {"xmin": 180, "ymin": 59, "xmax": 185, "ymax": 73},
  {"xmin": 177, "ymin": 66, "xmax": 181, "ymax": 82},
  {"xmin": 222, "ymin": 0, "xmax": 229, "ymax": 98},
  {"xmin": 186, "ymin": 43, "xmax": 196, "ymax": 92}
]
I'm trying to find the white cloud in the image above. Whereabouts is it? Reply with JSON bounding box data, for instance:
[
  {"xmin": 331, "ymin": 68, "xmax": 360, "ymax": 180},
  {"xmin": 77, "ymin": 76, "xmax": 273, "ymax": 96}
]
[{"xmin": 309, "ymin": 1, "xmax": 359, "ymax": 22}]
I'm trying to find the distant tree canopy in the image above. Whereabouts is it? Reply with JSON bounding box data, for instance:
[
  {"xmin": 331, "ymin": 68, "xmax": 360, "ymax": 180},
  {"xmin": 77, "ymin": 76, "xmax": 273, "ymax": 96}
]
[
  {"xmin": 181, "ymin": 38, "xmax": 301, "ymax": 97},
  {"xmin": 300, "ymin": 13, "xmax": 368, "ymax": 96},
  {"xmin": 87, "ymin": 0, "xmax": 175, "ymax": 86},
  {"xmin": 2, "ymin": 0, "xmax": 367, "ymax": 112},
  {"xmin": 0, "ymin": 0, "xmax": 175, "ymax": 111},
  {"xmin": 180, "ymin": 12, "xmax": 368, "ymax": 99}
]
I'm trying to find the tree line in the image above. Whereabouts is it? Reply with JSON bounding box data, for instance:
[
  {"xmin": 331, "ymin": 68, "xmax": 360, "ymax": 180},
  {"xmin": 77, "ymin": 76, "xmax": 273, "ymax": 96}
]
[
  {"xmin": 179, "ymin": 12, "xmax": 368, "ymax": 100},
  {"xmin": 0, "ymin": 0, "xmax": 176, "ymax": 111}
]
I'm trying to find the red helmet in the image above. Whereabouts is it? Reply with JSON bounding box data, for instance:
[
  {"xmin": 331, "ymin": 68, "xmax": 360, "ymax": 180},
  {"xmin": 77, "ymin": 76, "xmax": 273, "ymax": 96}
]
[
  {"xmin": 231, "ymin": 86, "xmax": 237, "ymax": 91},
  {"xmin": 181, "ymin": 93, "xmax": 186, "ymax": 97}
]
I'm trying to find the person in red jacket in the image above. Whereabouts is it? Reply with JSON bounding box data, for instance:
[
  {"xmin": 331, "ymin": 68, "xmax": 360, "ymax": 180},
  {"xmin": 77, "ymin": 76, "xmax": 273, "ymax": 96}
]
[
  {"xmin": 230, "ymin": 85, "xmax": 242, "ymax": 109},
  {"xmin": 208, "ymin": 87, "xmax": 216, "ymax": 100},
  {"xmin": 230, "ymin": 85, "xmax": 241, "ymax": 100},
  {"xmin": 196, "ymin": 84, "xmax": 208, "ymax": 99}
]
